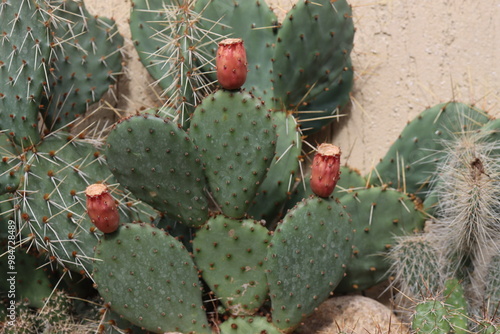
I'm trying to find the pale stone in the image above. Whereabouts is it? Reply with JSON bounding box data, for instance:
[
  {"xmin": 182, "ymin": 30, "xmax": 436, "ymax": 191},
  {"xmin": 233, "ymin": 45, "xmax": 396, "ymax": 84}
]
[{"xmin": 295, "ymin": 295, "xmax": 409, "ymax": 334}]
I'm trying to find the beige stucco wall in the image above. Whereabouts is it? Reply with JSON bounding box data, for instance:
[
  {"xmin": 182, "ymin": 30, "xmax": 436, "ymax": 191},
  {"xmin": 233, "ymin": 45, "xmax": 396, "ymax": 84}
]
[{"xmin": 85, "ymin": 0, "xmax": 500, "ymax": 174}]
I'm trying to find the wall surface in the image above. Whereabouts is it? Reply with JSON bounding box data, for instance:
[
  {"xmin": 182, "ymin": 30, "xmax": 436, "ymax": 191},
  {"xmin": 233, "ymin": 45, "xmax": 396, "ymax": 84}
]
[{"xmin": 85, "ymin": 0, "xmax": 500, "ymax": 174}]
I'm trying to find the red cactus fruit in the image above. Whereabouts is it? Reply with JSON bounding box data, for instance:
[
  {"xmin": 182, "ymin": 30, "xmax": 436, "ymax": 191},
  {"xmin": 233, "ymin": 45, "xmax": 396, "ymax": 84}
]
[
  {"xmin": 85, "ymin": 183, "xmax": 120, "ymax": 233},
  {"xmin": 310, "ymin": 144, "xmax": 341, "ymax": 198},
  {"xmin": 216, "ymin": 38, "xmax": 248, "ymax": 90}
]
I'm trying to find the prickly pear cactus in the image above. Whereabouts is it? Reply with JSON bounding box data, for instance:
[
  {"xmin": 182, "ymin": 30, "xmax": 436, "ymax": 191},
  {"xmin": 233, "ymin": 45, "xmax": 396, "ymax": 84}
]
[
  {"xmin": 16, "ymin": 133, "xmax": 152, "ymax": 274},
  {"xmin": 17, "ymin": 134, "xmax": 111, "ymax": 274},
  {"xmin": 194, "ymin": 0, "xmax": 278, "ymax": 105},
  {"xmin": 93, "ymin": 223, "xmax": 210, "ymax": 334},
  {"xmin": 105, "ymin": 113, "xmax": 210, "ymax": 226},
  {"xmin": 0, "ymin": 249, "xmax": 54, "ymax": 308},
  {"xmin": 194, "ymin": 0, "xmax": 355, "ymax": 133},
  {"xmin": 41, "ymin": 0, "xmax": 124, "ymax": 131},
  {"xmin": 266, "ymin": 196, "xmax": 352, "ymax": 332},
  {"xmin": 272, "ymin": 0, "xmax": 354, "ymax": 115},
  {"xmin": 369, "ymin": 102, "xmax": 491, "ymax": 198},
  {"xmin": 0, "ymin": 0, "xmax": 50, "ymax": 147},
  {"xmin": 189, "ymin": 90, "xmax": 277, "ymax": 218},
  {"xmin": 335, "ymin": 186, "xmax": 426, "ymax": 293},
  {"xmin": 0, "ymin": 133, "xmax": 23, "ymax": 194},
  {"xmin": 248, "ymin": 112, "xmax": 302, "ymax": 221},
  {"xmin": 130, "ymin": 0, "xmax": 216, "ymax": 124},
  {"xmin": 193, "ymin": 216, "xmax": 270, "ymax": 315}
]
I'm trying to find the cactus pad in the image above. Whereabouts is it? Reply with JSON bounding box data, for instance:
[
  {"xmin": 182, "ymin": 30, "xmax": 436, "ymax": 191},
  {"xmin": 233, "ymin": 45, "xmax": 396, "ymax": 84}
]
[
  {"xmin": 0, "ymin": 132, "xmax": 23, "ymax": 194},
  {"xmin": 194, "ymin": 0, "xmax": 278, "ymax": 104},
  {"xmin": 369, "ymin": 102, "xmax": 491, "ymax": 198},
  {"xmin": 105, "ymin": 114, "xmax": 209, "ymax": 226},
  {"xmin": 93, "ymin": 223, "xmax": 210, "ymax": 334},
  {"xmin": 336, "ymin": 187, "xmax": 426, "ymax": 293},
  {"xmin": 193, "ymin": 216, "xmax": 270, "ymax": 315},
  {"xmin": 266, "ymin": 196, "xmax": 352, "ymax": 332},
  {"xmin": 272, "ymin": 0, "xmax": 354, "ymax": 130},
  {"xmin": 130, "ymin": 0, "xmax": 215, "ymax": 123},
  {"xmin": 189, "ymin": 90, "xmax": 277, "ymax": 218},
  {"xmin": 17, "ymin": 134, "xmax": 113, "ymax": 274},
  {"xmin": 0, "ymin": 0, "xmax": 50, "ymax": 147},
  {"xmin": 42, "ymin": 0, "xmax": 124, "ymax": 131},
  {"xmin": 17, "ymin": 133, "xmax": 146, "ymax": 274},
  {"xmin": 248, "ymin": 112, "xmax": 302, "ymax": 220}
]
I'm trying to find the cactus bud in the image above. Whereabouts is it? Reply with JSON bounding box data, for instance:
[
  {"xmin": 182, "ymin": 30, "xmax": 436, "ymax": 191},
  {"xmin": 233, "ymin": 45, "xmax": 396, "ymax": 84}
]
[
  {"xmin": 216, "ymin": 38, "xmax": 247, "ymax": 90},
  {"xmin": 310, "ymin": 144, "xmax": 341, "ymax": 198},
  {"xmin": 85, "ymin": 183, "xmax": 120, "ymax": 233}
]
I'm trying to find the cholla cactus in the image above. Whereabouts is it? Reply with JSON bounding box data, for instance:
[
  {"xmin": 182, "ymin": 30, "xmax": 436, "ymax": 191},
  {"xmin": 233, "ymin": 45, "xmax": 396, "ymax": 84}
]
[
  {"xmin": 385, "ymin": 105, "xmax": 500, "ymax": 331},
  {"xmin": 430, "ymin": 118, "xmax": 500, "ymax": 304}
]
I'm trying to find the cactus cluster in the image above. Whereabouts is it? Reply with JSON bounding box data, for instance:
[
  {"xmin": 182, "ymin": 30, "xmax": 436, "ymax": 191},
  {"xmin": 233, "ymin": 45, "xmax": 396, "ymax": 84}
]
[
  {"xmin": 1, "ymin": 0, "xmax": 361, "ymax": 333},
  {"xmin": 130, "ymin": 0, "xmax": 355, "ymax": 133},
  {"xmin": 385, "ymin": 102, "xmax": 500, "ymax": 331},
  {"xmin": 0, "ymin": 0, "xmax": 156, "ymax": 320},
  {"xmin": 1, "ymin": 0, "xmax": 498, "ymax": 334},
  {"xmin": 97, "ymin": 81, "xmax": 359, "ymax": 332}
]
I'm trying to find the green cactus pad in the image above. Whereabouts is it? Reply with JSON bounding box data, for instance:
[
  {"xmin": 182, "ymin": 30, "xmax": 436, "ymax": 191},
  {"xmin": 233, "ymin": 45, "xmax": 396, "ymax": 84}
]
[
  {"xmin": 443, "ymin": 278, "xmax": 468, "ymax": 334},
  {"xmin": 130, "ymin": 0, "xmax": 214, "ymax": 123},
  {"xmin": 41, "ymin": 0, "xmax": 124, "ymax": 131},
  {"xmin": 189, "ymin": 90, "xmax": 277, "ymax": 218},
  {"xmin": 412, "ymin": 299, "xmax": 452, "ymax": 333},
  {"xmin": 294, "ymin": 57, "xmax": 354, "ymax": 134},
  {"xmin": 93, "ymin": 223, "xmax": 210, "ymax": 334},
  {"xmin": 336, "ymin": 187, "xmax": 426, "ymax": 293},
  {"xmin": 0, "ymin": 132, "xmax": 23, "ymax": 194},
  {"xmin": 17, "ymin": 133, "xmax": 139, "ymax": 274},
  {"xmin": 272, "ymin": 0, "xmax": 354, "ymax": 130},
  {"xmin": 369, "ymin": 102, "xmax": 491, "ymax": 198},
  {"xmin": 105, "ymin": 114, "xmax": 209, "ymax": 226},
  {"xmin": 194, "ymin": 0, "xmax": 278, "ymax": 105},
  {"xmin": 0, "ymin": 0, "xmax": 50, "ymax": 147},
  {"xmin": 266, "ymin": 196, "xmax": 352, "ymax": 332},
  {"xmin": 334, "ymin": 165, "xmax": 367, "ymax": 197},
  {"xmin": 480, "ymin": 117, "xmax": 500, "ymax": 147},
  {"xmin": 219, "ymin": 316, "xmax": 282, "ymax": 334},
  {"xmin": 0, "ymin": 250, "xmax": 54, "ymax": 308},
  {"xmin": 0, "ymin": 193, "xmax": 15, "ymax": 233},
  {"xmin": 248, "ymin": 112, "xmax": 301, "ymax": 221},
  {"xmin": 193, "ymin": 216, "xmax": 270, "ymax": 315}
]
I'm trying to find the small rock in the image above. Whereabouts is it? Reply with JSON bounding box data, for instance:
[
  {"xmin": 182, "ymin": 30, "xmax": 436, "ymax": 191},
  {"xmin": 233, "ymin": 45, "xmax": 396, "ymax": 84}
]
[{"xmin": 295, "ymin": 295, "xmax": 409, "ymax": 334}]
